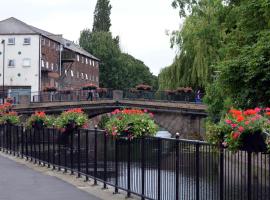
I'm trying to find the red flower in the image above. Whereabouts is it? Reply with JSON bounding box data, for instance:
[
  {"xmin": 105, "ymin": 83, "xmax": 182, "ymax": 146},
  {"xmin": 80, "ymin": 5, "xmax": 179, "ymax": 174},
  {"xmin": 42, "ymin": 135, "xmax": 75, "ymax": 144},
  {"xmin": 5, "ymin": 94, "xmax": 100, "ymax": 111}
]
[
  {"xmin": 225, "ymin": 119, "xmax": 232, "ymax": 124},
  {"xmin": 237, "ymin": 115, "xmax": 245, "ymax": 122},
  {"xmin": 266, "ymin": 112, "xmax": 270, "ymax": 116},
  {"xmin": 232, "ymin": 132, "xmax": 241, "ymax": 140},
  {"xmin": 243, "ymin": 109, "xmax": 257, "ymax": 116}
]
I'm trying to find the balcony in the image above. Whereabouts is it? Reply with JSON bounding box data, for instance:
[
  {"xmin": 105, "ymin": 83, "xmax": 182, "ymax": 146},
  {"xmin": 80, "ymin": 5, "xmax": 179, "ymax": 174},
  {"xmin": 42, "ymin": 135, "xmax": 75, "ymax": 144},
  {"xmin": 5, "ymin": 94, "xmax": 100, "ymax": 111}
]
[{"xmin": 61, "ymin": 50, "xmax": 76, "ymax": 63}]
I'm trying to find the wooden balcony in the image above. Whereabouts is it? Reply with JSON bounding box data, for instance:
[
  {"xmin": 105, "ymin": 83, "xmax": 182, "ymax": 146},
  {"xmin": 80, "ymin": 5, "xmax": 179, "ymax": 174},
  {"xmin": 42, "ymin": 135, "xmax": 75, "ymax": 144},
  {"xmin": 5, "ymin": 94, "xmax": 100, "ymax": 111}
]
[{"xmin": 61, "ymin": 50, "xmax": 76, "ymax": 63}]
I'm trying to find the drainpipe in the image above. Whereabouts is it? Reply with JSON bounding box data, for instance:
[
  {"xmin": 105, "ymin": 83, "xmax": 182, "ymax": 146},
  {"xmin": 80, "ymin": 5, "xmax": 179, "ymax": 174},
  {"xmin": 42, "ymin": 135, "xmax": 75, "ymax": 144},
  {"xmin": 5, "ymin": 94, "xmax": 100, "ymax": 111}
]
[{"xmin": 1, "ymin": 39, "xmax": 5, "ymax": 104}]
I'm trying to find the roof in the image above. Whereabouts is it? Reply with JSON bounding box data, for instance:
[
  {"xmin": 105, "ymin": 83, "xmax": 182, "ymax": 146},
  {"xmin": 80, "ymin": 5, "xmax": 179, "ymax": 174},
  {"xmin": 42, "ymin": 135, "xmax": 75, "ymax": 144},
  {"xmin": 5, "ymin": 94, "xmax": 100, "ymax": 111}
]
[{"xmin": 0, "ymin": 17, "xmax": 99, "ymax": 61}]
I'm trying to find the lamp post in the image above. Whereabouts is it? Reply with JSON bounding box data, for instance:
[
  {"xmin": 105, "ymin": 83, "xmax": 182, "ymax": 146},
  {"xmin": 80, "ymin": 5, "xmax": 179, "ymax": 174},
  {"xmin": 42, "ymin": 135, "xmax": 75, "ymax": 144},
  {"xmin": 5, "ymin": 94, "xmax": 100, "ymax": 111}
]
[{"xmin": 1, "ymin": 39, "xmax": 5, "ymax": 104}]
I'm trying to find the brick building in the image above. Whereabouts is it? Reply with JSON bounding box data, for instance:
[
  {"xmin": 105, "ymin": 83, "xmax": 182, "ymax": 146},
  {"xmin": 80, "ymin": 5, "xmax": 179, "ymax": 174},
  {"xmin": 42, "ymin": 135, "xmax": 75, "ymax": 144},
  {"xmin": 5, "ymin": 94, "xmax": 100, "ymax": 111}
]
[{"xmin": 0, "ymin": 17, "xmax": 99, "ymax": 100}]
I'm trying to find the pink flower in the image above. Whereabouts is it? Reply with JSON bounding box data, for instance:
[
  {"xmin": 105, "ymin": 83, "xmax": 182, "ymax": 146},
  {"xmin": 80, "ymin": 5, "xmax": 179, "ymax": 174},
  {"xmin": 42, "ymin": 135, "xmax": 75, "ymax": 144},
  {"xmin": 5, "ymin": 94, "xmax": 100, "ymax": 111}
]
[
  {"xmin": 231, "ymin": 123, "xmax": 237, "ymax": 128},
  {"xmin": 245, "ymin": 121, "xmax": 250, "ymax": 125},
  {"xmin": 254, "ymin": 107, "xmax": 261, "ymax": 113},
  {"xmin": 144, "ymin": 109, "xmax": 148, "ymax": 113},
  {"xmin": 149, "ymin": 113, "xmax": 154, "ymax": 118},
  {"xmin": 225, "ymin": 119, "xmax": 232, "ymax": 124},
  {"xmin": 238, "ymin": 126, "xmax": 244, "ymax": 132},
  {"xmin": 222, "ymin": 142, "xmax": 228, "ymax": 147},
  {"xmin": 266, "ymin": 107, "xmax": 270, "ymax": 111},
  {"xmin": 232, "ymin": 132, "xmax": 241, "ymax": 140}
]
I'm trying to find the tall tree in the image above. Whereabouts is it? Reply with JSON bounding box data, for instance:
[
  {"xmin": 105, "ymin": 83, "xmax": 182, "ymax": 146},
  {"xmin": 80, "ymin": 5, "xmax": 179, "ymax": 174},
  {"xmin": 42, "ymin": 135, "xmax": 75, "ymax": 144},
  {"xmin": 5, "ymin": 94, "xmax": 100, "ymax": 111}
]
[{"xmin": 92, "ymin": 0, "xmax": 112, "ymax": 32}]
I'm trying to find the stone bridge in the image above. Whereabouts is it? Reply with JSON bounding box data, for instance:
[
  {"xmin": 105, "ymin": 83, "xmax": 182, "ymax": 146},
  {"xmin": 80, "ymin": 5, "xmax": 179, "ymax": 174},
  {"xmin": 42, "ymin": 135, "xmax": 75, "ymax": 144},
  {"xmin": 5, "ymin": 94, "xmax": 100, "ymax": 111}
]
[{"xmin": 14, "ymin": 100, "xmax": 207, "ymax": 139}]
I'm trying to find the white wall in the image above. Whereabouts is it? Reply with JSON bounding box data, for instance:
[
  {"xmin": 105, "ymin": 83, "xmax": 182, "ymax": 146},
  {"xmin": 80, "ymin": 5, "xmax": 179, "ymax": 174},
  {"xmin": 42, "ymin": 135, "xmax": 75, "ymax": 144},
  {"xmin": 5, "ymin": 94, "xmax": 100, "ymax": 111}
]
[{"xmin": 0, "ymin": 34, "xmax": 40, "ymax": 93}]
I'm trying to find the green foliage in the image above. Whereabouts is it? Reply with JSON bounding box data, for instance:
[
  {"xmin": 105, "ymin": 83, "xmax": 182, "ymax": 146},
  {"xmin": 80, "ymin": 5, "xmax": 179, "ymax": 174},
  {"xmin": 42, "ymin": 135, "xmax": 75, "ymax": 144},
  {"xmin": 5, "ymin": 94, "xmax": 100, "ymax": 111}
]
[
  {"xmin": 160, "ymin": 0, "xmax": 270, "ymax": 120},
  {"xmin": 56, "ymin": 108, "xmax": 88, "ymax": 129},
  {"xmin": 0, "ymin": 112, "xmax": 20, "ymax": 125},
  {"xmin": 79, "ymin": 32, "xmax": 157, "ymax": 90},
  {"xmin": 93, "ymin": 0, "xmax": 112, "ymax": 32},
  {"xmin": 105, "ymin": 109, "xmax": 158, "ymax": 139},
  {"xmin": 26, "ymin": 111, "xmax": 54, "ymax": 129},
  {"xmin": 98, "ymin": 114, "xmax": 110, "ymax": 129}
]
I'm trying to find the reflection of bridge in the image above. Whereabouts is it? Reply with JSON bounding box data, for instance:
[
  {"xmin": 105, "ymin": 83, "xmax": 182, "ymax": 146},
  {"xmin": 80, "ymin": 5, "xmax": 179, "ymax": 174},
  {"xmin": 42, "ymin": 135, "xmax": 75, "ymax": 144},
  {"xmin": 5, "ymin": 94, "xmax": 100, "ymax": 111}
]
[{"xmin": 15, "ymin": 99, "xmax": 207, "ymax": 139}]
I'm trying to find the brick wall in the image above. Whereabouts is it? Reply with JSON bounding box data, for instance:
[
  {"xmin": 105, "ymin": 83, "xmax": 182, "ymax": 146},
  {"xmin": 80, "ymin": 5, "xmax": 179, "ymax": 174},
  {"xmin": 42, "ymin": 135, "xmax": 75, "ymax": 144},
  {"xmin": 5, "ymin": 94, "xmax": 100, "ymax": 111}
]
[
  {"xmin": 40, "ymin": 36, "xmax": 60, "ymax": 90},
  {"xmin": 60, "ymin": 48, "xmax": 99, "ymax": 90}
]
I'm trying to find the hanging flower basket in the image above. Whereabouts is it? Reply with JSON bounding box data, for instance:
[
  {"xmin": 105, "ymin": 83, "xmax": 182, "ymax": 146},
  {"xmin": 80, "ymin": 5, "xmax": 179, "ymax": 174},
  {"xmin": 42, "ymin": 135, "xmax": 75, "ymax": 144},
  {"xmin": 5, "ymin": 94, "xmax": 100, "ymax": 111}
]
[
  {"xmin": 43, "ymin": 86, "xmax": 57, "ymax": 92},
  {"xmin": 135, "ymin": 84, "xmax": 152, "ymax": 91},
  {"xmin": 0, "ymin": 111, "xmax": 20, "ymax": 126},
  {"xmin": 207, "ymin": 108, "xmax": 270, "ymax": 153},
  {"xmin": 105, "ymin": 108, "xmax": 158, "ymax": 140},
  {"xmin": 26, "ymin": 111, "xmax": 53, "ymax": 129},
  {"xmin": 82, "ymin": 83, "xmax": 97, "ymax": 90}
]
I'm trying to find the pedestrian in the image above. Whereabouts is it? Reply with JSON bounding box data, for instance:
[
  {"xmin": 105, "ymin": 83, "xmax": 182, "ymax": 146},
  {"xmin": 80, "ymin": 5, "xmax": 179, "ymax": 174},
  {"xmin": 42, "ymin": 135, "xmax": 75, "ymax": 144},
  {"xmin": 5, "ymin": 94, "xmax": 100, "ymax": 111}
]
[
  {"xmin": 87, "ymin": 90, "xmax": 93, "ymax": 101},
  {"xmin": 195, "ymin": 90, "xmax": 201, "ymax": 103}
]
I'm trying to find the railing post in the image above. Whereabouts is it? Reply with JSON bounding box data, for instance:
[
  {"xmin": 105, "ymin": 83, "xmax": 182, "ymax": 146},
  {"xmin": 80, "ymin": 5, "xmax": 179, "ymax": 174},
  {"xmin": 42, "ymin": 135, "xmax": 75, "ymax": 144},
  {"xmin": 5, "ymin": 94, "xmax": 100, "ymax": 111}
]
[
  {"xmin": 16, "ymin": 125, "xmax": 19, "ymax": 156},
  {"xmin": 141, "ymin": 137, "xmax": 145, "ymax": 200},
  {"xmin": 114, "ymin": 138, "xmax": 119, "ymax": 194},
  {"xmin": 219, "ymin": 148, "xmax": 224, "ymax": 200},
  {"xmin": 25, "ymin": 128, "xmax": 28, "ymax": 160},
  {"xmin": 52, "ymin": 128, "xmax": 56, "ymax": 170},
  {"xmin": 247, "ymin": 151, "xmax": 252, "ymax": 200},
  {"xmin": 175, "ymin": 139, "xmax": 179, "ymax": 200},
  {"xmin": 58, "ymin": 129, "xmax": 61, "ymax": 171},
  {"xmin": 42, "ymin": 128, "xmax": 45, "ymax": 166},
  {"xmin": 21, "ymin": 126, "xmax": 24, "ymax": 158},
  {"xmin": 127, "ymin": 138, "xmax": 131, "ymax": 198},
  {"xmin": 85, "ymin": 130, "xmax": 89, "ymax": 182},
  {"xmin": 77, "ymin": 129, "xmax": 81, "ymax": 178},
  {"xmin": 64, "ymin": 132, "xmax": 67, "ymax": 173},
  {"xmin": 38, "ymin": 129, "xmax": 41, "ymax": 165},
  {"xmin": 33, "ymin": 128, "xmax": 37, "ymax": 163},
  {"xmin": 47, "ymin": 128, "xmax": 50, "ymax": 168},
  {"xmin": 195, "ymin": 143, "xmax": 200, "ymax": 200},
  {"xmin": 30, "ymin": 128, "xmax": 33, "ymax": 161},
  {"xmin": 70, "ymin": 130, "xmax": 74, "ymax": 175},
  {"xmin": 157, "ymin": 138, "xmax": 162, "ymax": 200},
  {"xmin": 94, "ymin": 125, "xmax": 98, "ymax": 185},
  {"xmin": 103, "ymin": 131, "xmax": 107, "ymax": 189},
  {"xmin": 0, "ymin": 125, "xmax": 2, "ymax": 151}
]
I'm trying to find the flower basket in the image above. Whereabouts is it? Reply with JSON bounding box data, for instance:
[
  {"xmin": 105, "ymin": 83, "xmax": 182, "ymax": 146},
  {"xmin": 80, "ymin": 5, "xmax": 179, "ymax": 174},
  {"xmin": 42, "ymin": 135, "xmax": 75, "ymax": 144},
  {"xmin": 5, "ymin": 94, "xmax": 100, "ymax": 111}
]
[
  {"xmin": 26, "ymin": 111, "xmax": 53, "ymax": 129},
  {"xmin": 0, "ymin": 111, "xmax": 20, "ymax": 126},
  {"xmin": 240, "ymin": 131, "xmax": 267, "ymax": 152},
  {"xmin": 135, "ymin": 84, "xmax": 152, "ymax": 91},
  {"xmin": 43, "ymin": 86, "xmax": 57, "ymax": 92},
  {"xmin": 207, "ymin": 108, "xmax": 270, "ymax": 153},
  {"xmin": 105, "ymin": 109, "xmax": 158, "ymax": 140}
]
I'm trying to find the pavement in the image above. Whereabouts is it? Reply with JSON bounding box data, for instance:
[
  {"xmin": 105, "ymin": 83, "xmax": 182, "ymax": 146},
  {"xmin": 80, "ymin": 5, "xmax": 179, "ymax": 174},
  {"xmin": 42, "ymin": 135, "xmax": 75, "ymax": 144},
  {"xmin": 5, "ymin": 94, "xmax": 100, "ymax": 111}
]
[{"xmin": 0, "ymin": 154, "xmax": 101, "ymax": 200}]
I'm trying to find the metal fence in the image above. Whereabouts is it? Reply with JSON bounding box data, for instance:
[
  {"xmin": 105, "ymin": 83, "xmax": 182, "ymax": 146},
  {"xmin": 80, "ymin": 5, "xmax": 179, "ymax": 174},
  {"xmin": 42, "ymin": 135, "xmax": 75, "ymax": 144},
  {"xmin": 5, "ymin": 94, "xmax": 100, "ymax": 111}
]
[{"xmin": 0, "ymin": 124, "xmax": 269, "ymax": 200}]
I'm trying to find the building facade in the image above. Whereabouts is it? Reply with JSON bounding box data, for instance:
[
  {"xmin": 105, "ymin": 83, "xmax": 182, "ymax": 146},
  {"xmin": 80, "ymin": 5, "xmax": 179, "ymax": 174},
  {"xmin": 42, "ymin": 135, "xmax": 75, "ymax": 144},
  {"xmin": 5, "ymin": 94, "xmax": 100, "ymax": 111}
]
[{"xmin": 0, "ymin": 17, "xmax": 99, "ymax": 101}]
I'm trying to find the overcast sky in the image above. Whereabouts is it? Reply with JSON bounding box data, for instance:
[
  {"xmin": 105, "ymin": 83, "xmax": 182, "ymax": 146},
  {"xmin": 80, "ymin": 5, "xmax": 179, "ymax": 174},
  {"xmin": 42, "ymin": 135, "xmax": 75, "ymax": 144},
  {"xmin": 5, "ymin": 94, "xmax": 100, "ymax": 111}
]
[{"xmin": 0, "ymin": 0, "xmax": 182, "ymax": 75}]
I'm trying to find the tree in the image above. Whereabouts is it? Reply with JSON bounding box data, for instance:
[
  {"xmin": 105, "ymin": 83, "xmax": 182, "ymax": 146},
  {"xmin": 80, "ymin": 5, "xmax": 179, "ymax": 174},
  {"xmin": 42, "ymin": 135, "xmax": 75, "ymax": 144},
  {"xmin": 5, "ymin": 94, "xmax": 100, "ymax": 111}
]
[{"xmin": 92, "ymin": 0, "xmax": 112, "ymax": 32}]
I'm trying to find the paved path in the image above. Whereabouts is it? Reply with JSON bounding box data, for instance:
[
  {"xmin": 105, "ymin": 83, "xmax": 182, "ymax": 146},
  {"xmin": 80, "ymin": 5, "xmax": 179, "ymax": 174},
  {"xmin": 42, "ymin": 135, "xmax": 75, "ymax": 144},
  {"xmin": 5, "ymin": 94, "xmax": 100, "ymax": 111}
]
[{"xmin": 0, "ymin": 155, "xmax": 101, "ymax": 200}]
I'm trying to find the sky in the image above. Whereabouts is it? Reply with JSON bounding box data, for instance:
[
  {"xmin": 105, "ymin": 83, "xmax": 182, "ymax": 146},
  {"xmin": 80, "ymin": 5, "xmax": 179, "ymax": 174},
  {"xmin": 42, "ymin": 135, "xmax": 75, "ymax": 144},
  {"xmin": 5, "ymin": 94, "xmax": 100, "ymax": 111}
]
[{"xmin": 0, "ymin": 0, "xmax": 182, "ymax": 75}]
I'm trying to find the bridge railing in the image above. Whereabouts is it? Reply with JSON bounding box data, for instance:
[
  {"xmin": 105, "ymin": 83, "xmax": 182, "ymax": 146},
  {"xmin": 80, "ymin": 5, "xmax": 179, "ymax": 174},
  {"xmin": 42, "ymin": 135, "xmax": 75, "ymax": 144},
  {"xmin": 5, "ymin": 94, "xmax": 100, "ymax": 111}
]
[
  {"xmin": 0, "ymin": 124, "xmax": 269, "ymax": 200},
  {"xmin": 0, "ymin": 89, "xmax": 204, "ymax": 105}
]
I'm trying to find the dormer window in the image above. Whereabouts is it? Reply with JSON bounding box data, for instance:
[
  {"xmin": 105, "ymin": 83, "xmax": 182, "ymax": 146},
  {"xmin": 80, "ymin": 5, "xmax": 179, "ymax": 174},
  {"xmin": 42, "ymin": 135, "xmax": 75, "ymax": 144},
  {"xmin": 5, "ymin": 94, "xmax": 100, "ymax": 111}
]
[
  {"xmin": 8, "ymin": 38, "xmax": 15, "ymax": 45},
  {"xmin": 23, "ymin": 38, "xmax": 31, "ymax": 45}
]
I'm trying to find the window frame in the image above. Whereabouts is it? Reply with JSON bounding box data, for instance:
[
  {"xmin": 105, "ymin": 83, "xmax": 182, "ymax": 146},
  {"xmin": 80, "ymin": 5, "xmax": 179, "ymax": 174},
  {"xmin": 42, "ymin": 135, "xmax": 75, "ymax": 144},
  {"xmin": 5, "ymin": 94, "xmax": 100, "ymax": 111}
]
[{"xmin": 22, "ymin": 58, "xmax": 31, "ymax": 67}]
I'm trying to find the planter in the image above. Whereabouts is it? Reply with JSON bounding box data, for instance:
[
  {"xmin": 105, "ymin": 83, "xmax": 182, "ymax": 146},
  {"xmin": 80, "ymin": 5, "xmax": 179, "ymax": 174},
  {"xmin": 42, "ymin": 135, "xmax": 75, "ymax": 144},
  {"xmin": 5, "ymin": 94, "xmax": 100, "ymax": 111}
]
[
  {"xmin": 32, "ymin": 120, "xmax": 45, "ymax": 129},
  {"xmin": 240, "ymin": 131, "xmax": 267, "ymax": 153},
  {"xmin": 58, "ymin": 121, "xmax": 77, "ymax": 145}
]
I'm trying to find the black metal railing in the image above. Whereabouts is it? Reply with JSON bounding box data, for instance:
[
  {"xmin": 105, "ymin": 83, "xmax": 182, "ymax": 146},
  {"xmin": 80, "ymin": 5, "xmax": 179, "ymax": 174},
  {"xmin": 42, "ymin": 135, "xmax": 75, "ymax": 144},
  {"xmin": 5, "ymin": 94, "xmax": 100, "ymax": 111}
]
[
  {"xmin": 0, "ymin": 89, "xmax": 204, "ymax": 105},
  {"xmin": 0, "ymin": 124, "xmax": 269, "ymax": 200}
]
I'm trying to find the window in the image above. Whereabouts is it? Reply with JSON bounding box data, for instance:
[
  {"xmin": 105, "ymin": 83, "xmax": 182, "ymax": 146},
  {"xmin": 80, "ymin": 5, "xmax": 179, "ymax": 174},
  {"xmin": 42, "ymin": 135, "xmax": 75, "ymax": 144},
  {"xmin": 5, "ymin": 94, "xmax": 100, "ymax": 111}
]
[
  {"xmin": 77, "ymin": 71, "xmax": 79, "ymax": 78},
  {"xmin": 41, "ymin": 60, "xmax": 45, "ymax": 67},
  {"xmin": 65, "ymin": 70, "xmax": 67, "ymax": 75},
  {"xmin": 85, "ymin": 74, "xmax": 88, "ymax": 80},
  {"xmin": 8, "ymin": 38, "xmax": 15, "ymax": 45},
  {"xmin": 8, "ymin": 59, "xmax": 16, "ymax": 67},
  {"xmin": 55, "ymin": 64, "xmax": 58, "ymax": 71},
  {"xmin": 42, "ymin": 38, "xmax": 46, "ymax": 46},
  {"xmin": 46, "ymin": 62, "xmax": 49, "ymax": 68},
  {"xmin": 77, "ymin": 55, "xmax": 80, "ymax": 62},
  {"xmin": 22, "ymin": 58, "xmax": 31, "ymax": 67},
  {"xmin": 86, "ymin": 58, "xmax": 88, "ymax": 64},
  {"xmin": 53, "ymin": 43, "xmax": 56, "ymax": 49},
  {"xmin": 82, "ymin": 57, "xmax": 84, "ymax": 63},
  {"xmin": 51, "ymin": 63, "xmax": 54, "ymax": 70},
  {"xmin": 92, "ymin": 61, "xmax": 95, "ymax": 67},
  {"xmin": 48, "ymin": 40, "xmax": 50, "ymax": 47},
  {"xmin": 90, "ymin": 60, "xmax": 92, "ymax": 66},
  {"xmin": 71, "ymin": 70, "xmax": 74, "ymax": 77},
  {"xmin": 81, "ymin": 73, "xmax": 84, "ymax": 79},
  {"xmin": 23, "ymin": 38, "xmax": 31, "ymax": 45},
  {"xmin": 96, "ymin": 76, "xmax": 98, "ymax": 82}
]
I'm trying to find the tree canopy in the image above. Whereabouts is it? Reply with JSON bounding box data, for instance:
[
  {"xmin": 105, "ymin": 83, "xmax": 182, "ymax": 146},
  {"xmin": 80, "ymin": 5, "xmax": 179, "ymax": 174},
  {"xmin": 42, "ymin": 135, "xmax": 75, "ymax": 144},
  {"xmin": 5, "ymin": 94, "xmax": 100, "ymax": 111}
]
[
  {"xmin": 92, "ymin": 0, "xmax": 112, "ymax": 32},
  {"xmin": 79, "ymin": 0, "xmax": 157, "ymax": 90},
  {"xmin": 159, "ymin": 0, "xmax": 270, "ymax": 120}
]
